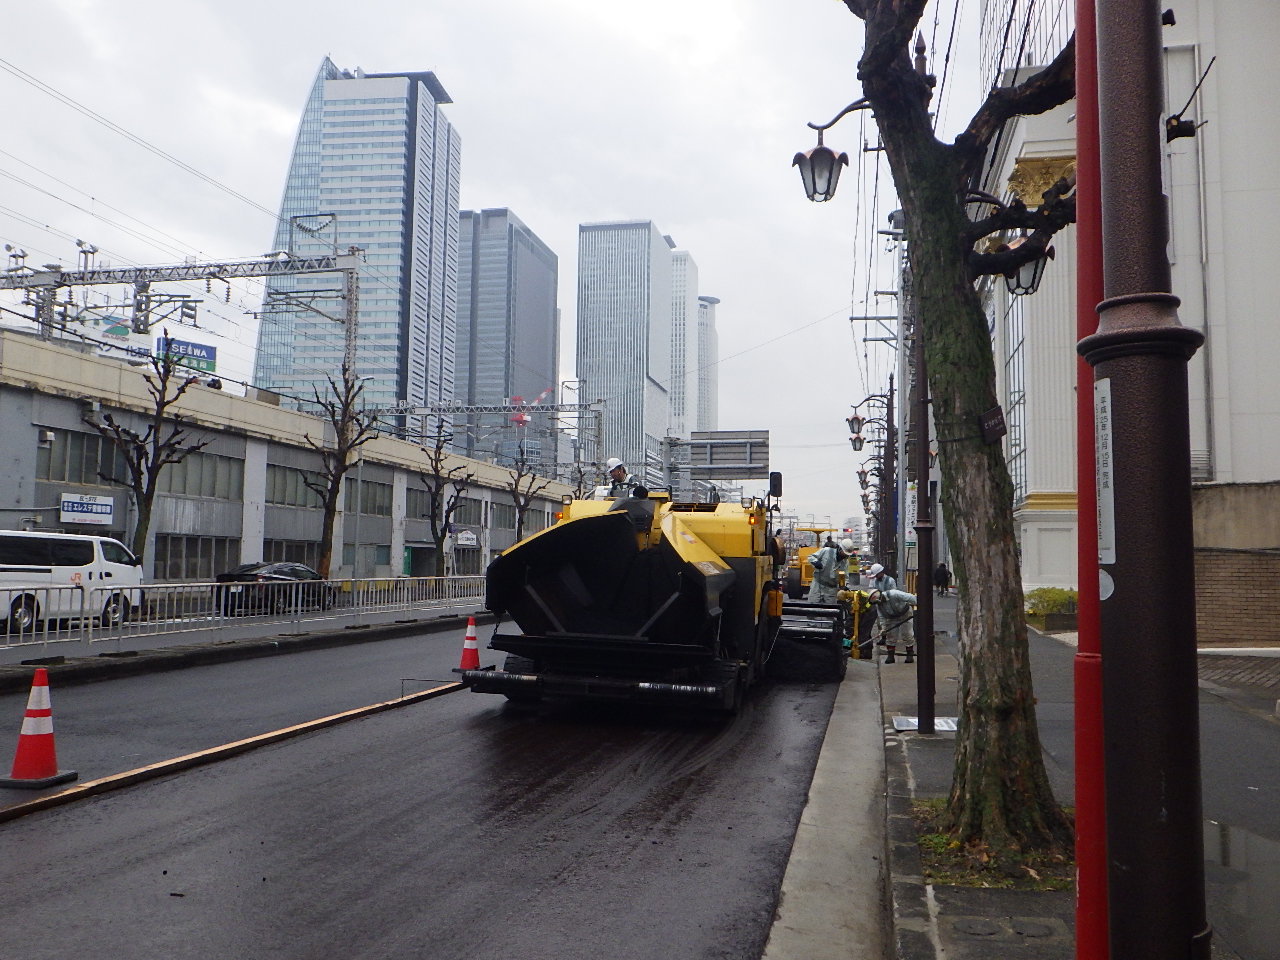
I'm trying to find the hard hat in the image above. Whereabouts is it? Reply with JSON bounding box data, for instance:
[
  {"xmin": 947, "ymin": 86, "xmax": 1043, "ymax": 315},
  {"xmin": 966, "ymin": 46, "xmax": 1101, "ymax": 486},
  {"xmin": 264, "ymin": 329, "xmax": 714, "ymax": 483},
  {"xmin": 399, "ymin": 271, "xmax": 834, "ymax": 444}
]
[
  {"xmin": 840, "ymin": 538, "xmax": 855, "ymax": 554},
  {"xmin": 605, "ymin": 457, "xmax": 624, "ymax": 471},
  {"xmin": 868, "ymin": 589, "xmax": 882, "ymax": 603},
  {"xmin": 868, "ymin": 563, "xmax": 885, "ymax": 577}
]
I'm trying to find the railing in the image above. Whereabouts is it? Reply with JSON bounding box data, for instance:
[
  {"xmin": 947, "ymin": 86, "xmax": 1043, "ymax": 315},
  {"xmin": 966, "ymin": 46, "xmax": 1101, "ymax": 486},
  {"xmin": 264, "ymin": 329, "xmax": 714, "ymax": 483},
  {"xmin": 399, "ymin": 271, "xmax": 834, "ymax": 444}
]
[{"xmin": 0, "ymin": 576, "xmax": 486, "ymax": 650}]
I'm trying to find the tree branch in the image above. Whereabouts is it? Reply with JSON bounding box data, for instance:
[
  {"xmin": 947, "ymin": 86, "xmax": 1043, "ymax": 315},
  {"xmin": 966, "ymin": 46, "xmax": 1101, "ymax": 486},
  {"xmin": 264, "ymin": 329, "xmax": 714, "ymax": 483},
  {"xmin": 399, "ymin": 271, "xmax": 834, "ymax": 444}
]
[
  {"xmin": 956, "ymin": 33, "xmax": 1076, "ymax": 162},
  {"xmin": 859, "ymin": 0, "xmax": 929, "ymax": 79}
]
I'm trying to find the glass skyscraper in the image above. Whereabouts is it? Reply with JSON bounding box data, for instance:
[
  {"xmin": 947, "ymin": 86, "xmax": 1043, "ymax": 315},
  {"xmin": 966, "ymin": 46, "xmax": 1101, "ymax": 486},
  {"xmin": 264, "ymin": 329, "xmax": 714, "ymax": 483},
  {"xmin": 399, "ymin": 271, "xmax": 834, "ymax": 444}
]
[
  {"xmin": 576, "ymin": 220, "xmax": 673, "ymax": 479},
  {"xmin": 254, "ymin": 58, "xmax": 461, "ymax": 414},
  {"xmin": 456, "ymin": 208, "xmax": 559, "ymax": 468}
]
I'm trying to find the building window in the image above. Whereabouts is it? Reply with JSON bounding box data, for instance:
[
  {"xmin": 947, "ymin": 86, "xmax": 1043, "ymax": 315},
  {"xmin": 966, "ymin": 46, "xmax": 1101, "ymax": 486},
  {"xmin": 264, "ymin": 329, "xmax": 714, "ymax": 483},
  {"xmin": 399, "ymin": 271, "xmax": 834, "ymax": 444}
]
[
  {"xmin": 345, "ymin": 478, "xmax": 392, "ymax": 516},
  {"xmin": 264, "ymin": 539, "xmax": 323, "ymax": 569},
  {"xmin": 454, "ymin": 497, "xmax": 484, "ymax": 526},
  {"xmin": 406, "ymin": 486, "xmax": 430, "ymax": 520},
  {"xmin": 36, "ymin": 429, "xmax": 129, "ymax": 486},
  {"xmin": 492, "ymin": 502, "xmax": 517, "ymax": 529},
  {"xmin": 158, "ymin": 452, "xmax": 245, "ymax": 500},
  {"xmin": 153, "ymin": 535, "xmax": 240, "ymax": 582},
  {"xmin": 266, "ymin": 465, "xmax": 325, "ymax": 508}
]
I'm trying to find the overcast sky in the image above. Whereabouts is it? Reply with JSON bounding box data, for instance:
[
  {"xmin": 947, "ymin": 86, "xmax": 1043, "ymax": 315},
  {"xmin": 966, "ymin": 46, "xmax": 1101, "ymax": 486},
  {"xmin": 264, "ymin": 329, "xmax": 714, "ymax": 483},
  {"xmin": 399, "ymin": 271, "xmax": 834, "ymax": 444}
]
[{"xmin": 1, "ymin": 0, "xmax": 978, "ymax": 534}]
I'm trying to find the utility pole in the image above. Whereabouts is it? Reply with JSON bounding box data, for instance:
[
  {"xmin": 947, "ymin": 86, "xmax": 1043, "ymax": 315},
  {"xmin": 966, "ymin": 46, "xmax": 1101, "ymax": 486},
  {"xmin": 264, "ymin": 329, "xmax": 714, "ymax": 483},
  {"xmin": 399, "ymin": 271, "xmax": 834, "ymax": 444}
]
[
  {"xmin": 1081, "ymin": 2, "xmax": 1209, "ymax": 957},
  {"xmin": 908, "ymin": 270, "xmax": 936, "ymax": 735},
  {"xmin": 881, "ymin": 374, "xmax": 897, "ymax": 575}
]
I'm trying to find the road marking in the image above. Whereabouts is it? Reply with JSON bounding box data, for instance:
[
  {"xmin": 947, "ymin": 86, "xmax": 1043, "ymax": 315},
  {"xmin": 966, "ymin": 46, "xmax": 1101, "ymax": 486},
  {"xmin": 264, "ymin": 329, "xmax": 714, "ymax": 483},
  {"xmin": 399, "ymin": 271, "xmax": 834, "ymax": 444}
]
[{"xmin": 0, "ymin": 681, "xmax": 464, "ymax": 823}]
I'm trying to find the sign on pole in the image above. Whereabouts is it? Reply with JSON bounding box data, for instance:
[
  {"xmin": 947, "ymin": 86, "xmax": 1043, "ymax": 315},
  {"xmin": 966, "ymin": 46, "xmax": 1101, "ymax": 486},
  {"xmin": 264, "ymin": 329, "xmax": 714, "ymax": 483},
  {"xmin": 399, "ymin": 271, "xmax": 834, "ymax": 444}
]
[{"xmin": 686, "ymin": 430, "xmax": 771, "ymax": 480}]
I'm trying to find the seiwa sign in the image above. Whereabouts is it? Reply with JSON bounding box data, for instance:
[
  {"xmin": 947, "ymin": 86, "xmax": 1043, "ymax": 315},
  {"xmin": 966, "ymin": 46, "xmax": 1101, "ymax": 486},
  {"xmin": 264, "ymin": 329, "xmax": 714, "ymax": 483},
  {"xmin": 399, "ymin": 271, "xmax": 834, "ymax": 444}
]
[{"xmin": 157, "ymin": 336, "xmax": 217, "ymax": 373}]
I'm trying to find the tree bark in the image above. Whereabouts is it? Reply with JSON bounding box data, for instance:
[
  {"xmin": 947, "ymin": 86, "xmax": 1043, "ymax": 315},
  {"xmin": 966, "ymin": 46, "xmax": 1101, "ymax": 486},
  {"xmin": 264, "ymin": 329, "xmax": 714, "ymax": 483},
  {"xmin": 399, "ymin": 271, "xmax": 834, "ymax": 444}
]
[{"xmin": 847, "ymin": 8, "xmax": 1074, "ymax": 855}]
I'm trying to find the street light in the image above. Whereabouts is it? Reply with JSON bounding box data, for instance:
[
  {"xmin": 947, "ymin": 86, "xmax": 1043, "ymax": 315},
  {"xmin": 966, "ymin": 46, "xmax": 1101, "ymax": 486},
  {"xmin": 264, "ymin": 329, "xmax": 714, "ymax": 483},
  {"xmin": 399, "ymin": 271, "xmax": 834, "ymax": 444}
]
[
  {"xmin": 1000, "ymin": 236, "xmax": 1056, "ymax": 296},
  {"xmin": 792, "ymin": 99, "xmax": 868, "ymax": 202}
]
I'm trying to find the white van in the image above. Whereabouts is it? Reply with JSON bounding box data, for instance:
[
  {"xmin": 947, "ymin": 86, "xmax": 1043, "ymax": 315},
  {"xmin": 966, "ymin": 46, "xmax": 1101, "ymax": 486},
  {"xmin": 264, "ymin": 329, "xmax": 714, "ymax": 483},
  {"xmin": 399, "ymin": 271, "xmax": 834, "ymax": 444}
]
[{"xmin": 0, "ymin": 530, "xmax": 144, "ymax": 631}]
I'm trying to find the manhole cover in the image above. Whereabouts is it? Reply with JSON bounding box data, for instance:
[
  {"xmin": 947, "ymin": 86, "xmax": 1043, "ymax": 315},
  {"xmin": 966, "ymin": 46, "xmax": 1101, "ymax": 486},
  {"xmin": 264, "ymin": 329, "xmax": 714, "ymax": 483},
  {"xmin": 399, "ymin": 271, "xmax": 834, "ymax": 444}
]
[{"xmin": 953, "ymin": 918, "xmax": 1001, "ymax": 937}]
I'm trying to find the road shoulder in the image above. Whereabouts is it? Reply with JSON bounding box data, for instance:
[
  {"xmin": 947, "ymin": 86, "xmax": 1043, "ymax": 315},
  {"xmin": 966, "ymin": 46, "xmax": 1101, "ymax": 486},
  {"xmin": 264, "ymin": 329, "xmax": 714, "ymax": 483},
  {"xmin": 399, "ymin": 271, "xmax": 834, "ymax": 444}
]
[{"xmin": 762, "ymin": 660, "xmax": 891, "ymax": 960}]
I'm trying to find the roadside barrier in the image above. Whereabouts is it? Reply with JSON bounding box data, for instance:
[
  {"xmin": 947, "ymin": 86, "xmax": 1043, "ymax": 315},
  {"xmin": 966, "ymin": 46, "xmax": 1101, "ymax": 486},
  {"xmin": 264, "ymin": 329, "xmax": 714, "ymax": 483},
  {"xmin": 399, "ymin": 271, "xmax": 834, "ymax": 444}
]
[
  {"xmin": 0, "ymin": 667, "xmax": 77, "ymax": 789},
  {"xmin": 1, "ymin": 575, "xmax": 486, "ymax": 652}
]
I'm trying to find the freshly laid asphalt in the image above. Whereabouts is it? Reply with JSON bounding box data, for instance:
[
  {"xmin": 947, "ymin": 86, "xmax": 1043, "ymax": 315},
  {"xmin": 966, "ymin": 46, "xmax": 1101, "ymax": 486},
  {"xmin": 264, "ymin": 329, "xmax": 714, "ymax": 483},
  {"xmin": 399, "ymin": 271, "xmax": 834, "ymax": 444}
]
[{"xmin": 3, "ymin": 595, "xmax": 1279, "ymax": 958}]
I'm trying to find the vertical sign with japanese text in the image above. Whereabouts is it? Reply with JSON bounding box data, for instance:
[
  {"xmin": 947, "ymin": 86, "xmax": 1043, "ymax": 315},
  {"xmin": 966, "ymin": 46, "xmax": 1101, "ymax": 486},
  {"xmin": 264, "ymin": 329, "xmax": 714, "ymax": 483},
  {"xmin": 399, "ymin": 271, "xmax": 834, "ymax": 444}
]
[{"xmin": 1094, "ymin": 379, "xmax": 1116, "ymax": 564}]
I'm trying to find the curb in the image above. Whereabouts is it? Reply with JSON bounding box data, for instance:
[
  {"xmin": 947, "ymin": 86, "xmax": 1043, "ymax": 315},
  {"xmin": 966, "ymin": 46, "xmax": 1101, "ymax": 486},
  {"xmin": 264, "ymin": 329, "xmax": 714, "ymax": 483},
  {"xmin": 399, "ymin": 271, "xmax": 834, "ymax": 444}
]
[
  {"xmin": 0, "ymin": 610, "xmax": 491, "ymax": 694},
  {"xmin": 884, "ymin": 721, "xmax": 939, "ymax": 960}
]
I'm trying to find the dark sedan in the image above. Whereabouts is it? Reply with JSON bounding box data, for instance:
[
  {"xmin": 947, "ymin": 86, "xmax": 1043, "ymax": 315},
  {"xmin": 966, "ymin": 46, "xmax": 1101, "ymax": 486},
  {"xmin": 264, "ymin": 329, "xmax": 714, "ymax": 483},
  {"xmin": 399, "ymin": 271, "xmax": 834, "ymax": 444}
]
[{"xmin": 214, "ymin": 562, "xmax": 337, "ymax": 615}]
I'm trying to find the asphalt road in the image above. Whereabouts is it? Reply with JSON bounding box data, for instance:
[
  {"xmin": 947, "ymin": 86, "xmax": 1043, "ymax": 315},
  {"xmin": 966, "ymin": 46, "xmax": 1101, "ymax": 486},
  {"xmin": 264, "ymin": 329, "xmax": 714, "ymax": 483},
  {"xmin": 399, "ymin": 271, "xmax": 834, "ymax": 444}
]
[{"xmin": 0, "ymin": 626, "xmax": 839, "ymax": 960}]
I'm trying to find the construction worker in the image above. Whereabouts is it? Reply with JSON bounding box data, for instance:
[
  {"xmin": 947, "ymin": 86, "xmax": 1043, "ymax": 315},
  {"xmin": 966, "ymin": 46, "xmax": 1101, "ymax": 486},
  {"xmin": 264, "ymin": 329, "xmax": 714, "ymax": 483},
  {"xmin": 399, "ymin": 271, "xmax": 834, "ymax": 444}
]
[
  {"xmin": 869, "ymin": 587, "xmax": 917, "ymax": 664},
  {"xmin": 604, "ymin": 457, "xmax": 636, "ymax": 497},
  {"xmin": 865, "ymin": 562, "xmax": 898, "ymax": 593},
  {"xmin": 807, "ymin": 537, "xmax": 855, "ymax": 603}
]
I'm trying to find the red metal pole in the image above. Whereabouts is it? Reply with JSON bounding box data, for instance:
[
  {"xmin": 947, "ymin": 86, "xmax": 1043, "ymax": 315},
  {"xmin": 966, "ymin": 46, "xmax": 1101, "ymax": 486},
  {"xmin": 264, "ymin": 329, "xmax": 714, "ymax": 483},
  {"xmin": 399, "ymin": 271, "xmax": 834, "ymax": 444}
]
[{"xmin": 1073, "ymin": 0, "xmax": 1107, "ymax": 955}]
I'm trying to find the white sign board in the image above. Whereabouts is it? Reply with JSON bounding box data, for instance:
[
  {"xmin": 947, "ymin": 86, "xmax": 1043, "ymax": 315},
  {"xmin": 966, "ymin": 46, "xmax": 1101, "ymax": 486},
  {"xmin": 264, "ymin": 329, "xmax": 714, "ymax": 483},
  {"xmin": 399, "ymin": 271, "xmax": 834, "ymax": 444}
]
[
  {"xmin": 60, "ymin": 493, "xmax": 114, "ymax": 526},
  {"xmin": 1094, "ymin": 379, "xmax": 1116, "ymax": 565},
  {"xmin": 454, "ymin": 529, "xmax": 479, "ymax": 548}
]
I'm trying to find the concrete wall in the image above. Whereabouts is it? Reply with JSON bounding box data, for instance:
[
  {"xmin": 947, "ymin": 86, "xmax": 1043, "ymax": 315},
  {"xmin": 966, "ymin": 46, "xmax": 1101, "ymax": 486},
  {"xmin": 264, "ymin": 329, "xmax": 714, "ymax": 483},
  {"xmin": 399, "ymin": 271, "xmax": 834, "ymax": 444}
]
[{"xmin": 1193, "ymin": 482, "xmax": 1280, "ymax": 550}]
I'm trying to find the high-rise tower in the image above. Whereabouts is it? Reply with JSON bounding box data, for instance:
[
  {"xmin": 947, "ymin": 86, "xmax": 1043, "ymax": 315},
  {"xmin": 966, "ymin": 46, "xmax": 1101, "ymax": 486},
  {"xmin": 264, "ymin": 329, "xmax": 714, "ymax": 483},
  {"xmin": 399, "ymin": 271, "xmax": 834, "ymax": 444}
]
[
  {"xmin": 576, "ymin": 220, "xmax": 673, "ymax": 479},
  {"xmin": 695, "ymin": 295, "xmax": 720, "ymax": 432},
  {"xmin": 456, "ymin": 208, "xmax": 559, "ymax": 468},
  {"xmin": 254, "ymin": 58, "xmax": 461, "ymax": 413},
  {"xmin": 669, "ymin": 250, "xmax": 700, "ymax": 439}
]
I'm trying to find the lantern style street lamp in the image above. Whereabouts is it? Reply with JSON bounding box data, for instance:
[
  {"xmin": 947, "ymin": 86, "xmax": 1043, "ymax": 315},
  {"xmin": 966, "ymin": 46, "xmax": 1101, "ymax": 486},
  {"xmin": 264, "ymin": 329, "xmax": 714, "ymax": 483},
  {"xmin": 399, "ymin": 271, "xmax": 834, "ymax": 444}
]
[
  {"xmin": 1001, "ymin": 236, "xmax": 1056, "ymax": 296},
  {"xmin": 793, "ymin": 131, "xmax": 849, "ymax": 203},
  {"xmin": 792, "ymin": 99, "xmax": 869, "ymax": 203}
]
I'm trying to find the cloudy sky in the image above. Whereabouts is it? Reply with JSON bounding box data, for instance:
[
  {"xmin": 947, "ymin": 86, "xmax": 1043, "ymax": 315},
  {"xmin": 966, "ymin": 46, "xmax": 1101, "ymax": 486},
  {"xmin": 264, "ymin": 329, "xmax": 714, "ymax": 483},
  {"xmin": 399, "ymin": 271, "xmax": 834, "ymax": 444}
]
[{"xmin": 1, "ymin": 0, "xmax": 978, "ymax": 533}]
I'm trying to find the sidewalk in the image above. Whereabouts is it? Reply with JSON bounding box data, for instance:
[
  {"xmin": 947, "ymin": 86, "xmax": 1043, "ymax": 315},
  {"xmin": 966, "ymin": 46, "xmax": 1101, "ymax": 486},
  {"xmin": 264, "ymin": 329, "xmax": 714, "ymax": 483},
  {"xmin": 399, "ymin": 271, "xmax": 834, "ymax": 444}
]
[
  {"xmin": 874, "ymin": 594, "xmax": 1278, "ymax": 959},
  {"xmin": 878, "ymin": 596, "xmax": 1076, "ymax": 959}
]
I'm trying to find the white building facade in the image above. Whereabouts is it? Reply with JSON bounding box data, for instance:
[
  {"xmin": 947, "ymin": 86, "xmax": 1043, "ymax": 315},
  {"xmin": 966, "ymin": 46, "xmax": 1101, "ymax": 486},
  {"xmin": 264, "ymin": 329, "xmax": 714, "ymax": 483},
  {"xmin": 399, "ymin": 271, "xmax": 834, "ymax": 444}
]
[{"xmin": 976, "ymin": 0, "xmax": 1280, "ymax": 593}]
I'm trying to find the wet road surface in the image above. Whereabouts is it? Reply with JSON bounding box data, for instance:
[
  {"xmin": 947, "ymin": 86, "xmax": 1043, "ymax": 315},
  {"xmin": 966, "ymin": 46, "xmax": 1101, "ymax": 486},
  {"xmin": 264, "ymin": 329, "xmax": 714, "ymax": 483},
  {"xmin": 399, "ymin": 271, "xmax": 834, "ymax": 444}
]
[{"xmin": 0, "ymin": 678, "xmax": 838, "ymax": 960}]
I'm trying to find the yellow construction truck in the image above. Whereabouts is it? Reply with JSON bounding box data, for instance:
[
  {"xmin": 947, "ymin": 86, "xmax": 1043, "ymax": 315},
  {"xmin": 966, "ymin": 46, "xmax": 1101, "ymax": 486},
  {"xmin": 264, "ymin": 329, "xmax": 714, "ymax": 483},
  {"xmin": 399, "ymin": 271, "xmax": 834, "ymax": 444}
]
[{"xmin": 459, "ymin": 473, "xmax": 849, "ymax": 711}]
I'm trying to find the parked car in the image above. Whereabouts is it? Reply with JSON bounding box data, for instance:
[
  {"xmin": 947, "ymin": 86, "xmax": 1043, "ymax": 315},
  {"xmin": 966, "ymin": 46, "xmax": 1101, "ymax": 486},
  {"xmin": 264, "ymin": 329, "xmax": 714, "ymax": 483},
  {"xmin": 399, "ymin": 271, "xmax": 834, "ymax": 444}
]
[
  {"xmin": 0, "ymin": 530, "xmax": 144, "ymax": 632},
  {"xmin": 214, "ymin": 562, "xmax": 336, "ymax": 615}
]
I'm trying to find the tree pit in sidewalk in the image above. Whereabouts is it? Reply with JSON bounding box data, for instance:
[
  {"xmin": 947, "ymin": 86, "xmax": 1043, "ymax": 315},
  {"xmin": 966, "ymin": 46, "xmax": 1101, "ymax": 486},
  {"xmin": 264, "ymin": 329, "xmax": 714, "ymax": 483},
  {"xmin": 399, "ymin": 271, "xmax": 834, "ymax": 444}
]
[{"xmin": 912, "ymin": 798, "xmax": 1075, "ymax": 890}]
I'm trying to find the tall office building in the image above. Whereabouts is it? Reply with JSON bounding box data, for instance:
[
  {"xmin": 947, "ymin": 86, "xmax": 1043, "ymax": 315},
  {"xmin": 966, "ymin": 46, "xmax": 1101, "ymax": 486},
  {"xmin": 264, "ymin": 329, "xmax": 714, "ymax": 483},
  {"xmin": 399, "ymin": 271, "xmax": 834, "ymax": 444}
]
[
  {"xmin": 669, "ymin": 250, "xmax": 700, "ymax": 438},
  {"xmin": 254, "ymin": 58, "xmax": 461, "ymax": 414},
  {"xmin": 456, "ymin": 208, "xmax": 559, "ymax": 468},
  {"xmin": 695, "ymin": 295, "xmax": 720, "ymax": 432},
  {"xmin": 576, "ymin": 221, "xmax": 673, "ymax": 479}
]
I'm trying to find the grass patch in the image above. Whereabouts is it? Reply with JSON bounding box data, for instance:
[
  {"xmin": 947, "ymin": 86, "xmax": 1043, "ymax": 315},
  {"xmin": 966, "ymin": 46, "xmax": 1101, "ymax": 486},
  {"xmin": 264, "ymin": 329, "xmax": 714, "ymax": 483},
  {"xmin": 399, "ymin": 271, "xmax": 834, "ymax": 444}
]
[{"xmin": 912, "ymin": 798, "xmax": 1075, "ymax": 891}]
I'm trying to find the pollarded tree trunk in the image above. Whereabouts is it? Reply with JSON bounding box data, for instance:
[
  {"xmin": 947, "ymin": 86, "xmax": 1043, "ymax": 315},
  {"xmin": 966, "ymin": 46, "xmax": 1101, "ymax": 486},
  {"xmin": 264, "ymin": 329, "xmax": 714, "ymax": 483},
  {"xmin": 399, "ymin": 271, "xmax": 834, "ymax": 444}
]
[{"xmin": 861, "ymin": 50, "xmax": 1073, "ymax": 857}]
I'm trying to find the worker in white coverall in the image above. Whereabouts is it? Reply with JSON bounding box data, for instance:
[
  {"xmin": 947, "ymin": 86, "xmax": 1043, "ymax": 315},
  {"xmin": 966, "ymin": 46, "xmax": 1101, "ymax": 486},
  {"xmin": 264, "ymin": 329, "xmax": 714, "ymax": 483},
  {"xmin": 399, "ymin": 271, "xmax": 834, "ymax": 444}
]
[
  {"xmin": 807, "ymin": 538, "xmax": 855, "ymax": 603},
  {"xmin": 869, "ymin": 587, "xmax": 917, "ymax": 664}
]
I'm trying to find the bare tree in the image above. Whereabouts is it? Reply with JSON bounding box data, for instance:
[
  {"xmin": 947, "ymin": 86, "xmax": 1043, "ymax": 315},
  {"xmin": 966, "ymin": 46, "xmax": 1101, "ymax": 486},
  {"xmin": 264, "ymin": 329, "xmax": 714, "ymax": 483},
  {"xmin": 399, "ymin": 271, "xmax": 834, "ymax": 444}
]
[
  {"xmin": 505, "ymin": 441, "xmax": 553, "ymax": 542},
  {"xmin": 299, "ymin": 366, "xmax": 379, "ymax": 578},
  {"xmin": 417, "ymin": 418, "xmax": 475, "ymax": 577},
  {"xmin": 84, "ymin": 342, "xmax": 211, "ymax": 560},
  {"xmin": 565, "ymin": 460, "xmax": 598, "ymax": 500},
  {"xmin": 827, "ymin": 2, "xmax": 1077, "ymax": 859}
]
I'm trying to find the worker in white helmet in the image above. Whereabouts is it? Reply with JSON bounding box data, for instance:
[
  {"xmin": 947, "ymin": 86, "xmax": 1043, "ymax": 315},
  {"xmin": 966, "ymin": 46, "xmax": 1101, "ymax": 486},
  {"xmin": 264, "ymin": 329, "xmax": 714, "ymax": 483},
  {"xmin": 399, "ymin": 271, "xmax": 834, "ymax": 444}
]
[
  {"xmin": 604, "ymin": 457, "xmax": 636, "ymax": 497},
  {"xmin": 807, "ymin": 537, "xmax": 855, "ymax": 603}
]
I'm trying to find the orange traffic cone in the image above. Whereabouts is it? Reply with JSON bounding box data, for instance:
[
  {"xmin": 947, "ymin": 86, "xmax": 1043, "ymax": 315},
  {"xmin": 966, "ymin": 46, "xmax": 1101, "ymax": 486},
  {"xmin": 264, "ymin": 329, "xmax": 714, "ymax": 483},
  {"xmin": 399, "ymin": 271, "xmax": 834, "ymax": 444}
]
[
  {"xmin": 458, "ymin": 616, "xmax": 480, "ymax": 670},
  {"xmin": 0, "ymin": 668, "xmax": 77, "ymax": 789}
]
